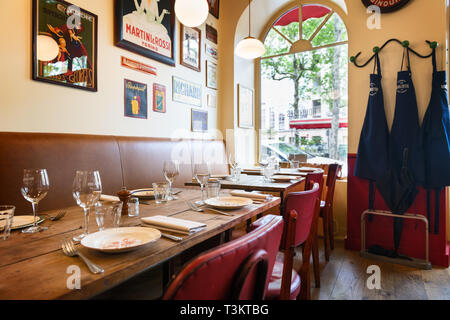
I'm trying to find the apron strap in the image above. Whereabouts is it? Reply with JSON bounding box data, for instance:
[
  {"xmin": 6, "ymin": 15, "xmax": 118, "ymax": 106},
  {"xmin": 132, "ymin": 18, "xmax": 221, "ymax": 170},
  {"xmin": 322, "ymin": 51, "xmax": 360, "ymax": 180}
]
[
  {"xmin": 432, "ymin": 48, "xmax": 437, "ymax": 73},
  {"xmin": 373, "ymin": 53, "xmax": 382, "ymax": 76},
  {"xmin": 401, "ymin": 48, "xmax": 411, "ymax": 72}
]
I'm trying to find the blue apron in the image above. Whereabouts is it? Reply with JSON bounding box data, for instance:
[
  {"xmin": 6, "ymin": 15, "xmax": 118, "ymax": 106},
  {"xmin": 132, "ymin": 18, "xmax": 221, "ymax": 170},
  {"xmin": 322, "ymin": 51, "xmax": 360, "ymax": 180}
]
[
  {"xmin": 422, "ymin": 49, "xmax": 450, "ymax": 234},
  {"xmin": 389, "ymin": 49, "xmax": 424, "ymax": 250}
]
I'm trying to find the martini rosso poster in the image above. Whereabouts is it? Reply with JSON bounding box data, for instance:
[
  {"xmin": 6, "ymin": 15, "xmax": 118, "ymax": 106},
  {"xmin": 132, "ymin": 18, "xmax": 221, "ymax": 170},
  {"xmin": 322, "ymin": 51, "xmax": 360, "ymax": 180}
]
[{"xmin": 115, "ymin": 0, "xmax": 176, "ymax": 66}]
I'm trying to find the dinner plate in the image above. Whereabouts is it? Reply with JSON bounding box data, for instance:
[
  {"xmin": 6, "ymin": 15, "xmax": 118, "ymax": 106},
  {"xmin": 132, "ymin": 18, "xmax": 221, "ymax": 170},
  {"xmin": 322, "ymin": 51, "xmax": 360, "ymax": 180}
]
[
  {"xmin": 205, "ymin": 197, "xmax": 253, "ymax": 210},
  {"xmin": 298, "ymin": 167, "xmax": 318, "ymax": 172},
  {"xmin": 81, "ymin": 227, "xmax": 161, "ymax": 253},
  {"xmin": 272, "ymin": 175, "xmax": 299, "ymax": 182},
  {"xmin": 7, "ymin": 216, "xmax": 45, "ymax": 230},
  {"xmin": 130, "ymin": 189, "xmax": 155, "ymax": 200}
]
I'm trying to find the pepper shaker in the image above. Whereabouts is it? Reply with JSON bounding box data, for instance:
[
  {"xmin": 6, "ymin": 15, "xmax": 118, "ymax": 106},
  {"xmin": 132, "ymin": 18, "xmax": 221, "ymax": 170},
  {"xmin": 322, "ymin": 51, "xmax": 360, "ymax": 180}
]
[{"xmin": 117, "ymin": 187, "xmax": 131, "ymax": 216}]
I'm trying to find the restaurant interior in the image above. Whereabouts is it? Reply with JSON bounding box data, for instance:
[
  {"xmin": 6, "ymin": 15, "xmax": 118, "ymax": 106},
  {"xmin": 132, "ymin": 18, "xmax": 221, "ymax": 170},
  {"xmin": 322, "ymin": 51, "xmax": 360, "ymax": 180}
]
[{"xmin": 1, "ymin": 0, "xmax": 450, "ymax": 303}]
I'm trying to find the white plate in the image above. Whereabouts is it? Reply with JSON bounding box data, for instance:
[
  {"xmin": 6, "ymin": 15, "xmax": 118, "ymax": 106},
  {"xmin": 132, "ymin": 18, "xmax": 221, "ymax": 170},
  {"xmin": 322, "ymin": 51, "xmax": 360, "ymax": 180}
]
[
  {"xmin": 299, "ymin": 167, "xmax": 318, "ymax": 172},
  {"xmin": 272, "ymin": 175, "xmax": 299, "ymax": 182},
  {"xmin": 131, "ymin": 189, "xmax": 155, "ymax": 200},
  {"xmin": 8, "ymin": 216, "xmax": 45, "ymax": 230},
  {"xmin": 81, "ymin": 227, "xmax": 161, "ymax": 253},
  {"xmin": 204, "ymin": 197, "xmax": 253, "ymax": 210}
]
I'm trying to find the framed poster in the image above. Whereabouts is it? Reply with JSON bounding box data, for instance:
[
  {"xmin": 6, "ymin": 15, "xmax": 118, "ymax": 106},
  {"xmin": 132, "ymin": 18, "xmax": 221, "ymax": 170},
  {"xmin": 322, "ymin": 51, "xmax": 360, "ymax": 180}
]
[
  {"xmin": 153, "ymin": 83, "xmax": 166, "ymax": 113},
  {"xmin": 172, "ymin": 76, "xmax": 202, "ymax": 107},
  {"xmin": 121, "ymin": 56, "xmax": 157, "ymax": 76},
  {"xmin": 180, "ymin": 25, "xmax": 201, "ymax": 72},
  {"xmin": 32, "ymin": 0, "xmax": 98, "ymax": 92},
  {"xmin": 238, "ymin": 84, "xmax": 254, "ymax": 129},
  {"xmin": 205, "ymin": 42, "xmax": 218, "ymax": 61},
  {"xmin": 208, "ymin": 0, "xmax": 220, "ymax": 19},
  {"xmin": 124, "ymin": 79, "xmax": 148, "ymax": 119},
  {"xmin": 115, "ymin": 0, "xmax": 176, "ymax": 66},
  {"xmin": 206, "ymin": 61, "xmax": 218, "ymax": 90},
  {"xmin": 206, "ymin": 24, "xmax": 218, "ymax": 44},
  {"xmin": 192, "ymin": 109, "xmax": 208, "ymax": 132}
]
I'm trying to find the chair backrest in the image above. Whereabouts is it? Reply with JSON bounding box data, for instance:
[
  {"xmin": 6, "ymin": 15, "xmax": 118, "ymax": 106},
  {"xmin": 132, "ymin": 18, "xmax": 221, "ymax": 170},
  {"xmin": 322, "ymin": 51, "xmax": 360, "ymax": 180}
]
[
  {"xmin": 299, "ymin": 162, "xmax": 329, "ymax": 174},
  {"xmin": 304, "ymin": 171, "xmax": 324, "ymax": 200},
  {"xmin": 283, "ymin": 182, "xmax": 321, "ymax": 247},
  {"xmin": 162, "ymin": 215, "xmax": 284, "ymax": 300},
  {"xmin": 324, "ymin": 163, "xmax": 341, "ymax": 208}
]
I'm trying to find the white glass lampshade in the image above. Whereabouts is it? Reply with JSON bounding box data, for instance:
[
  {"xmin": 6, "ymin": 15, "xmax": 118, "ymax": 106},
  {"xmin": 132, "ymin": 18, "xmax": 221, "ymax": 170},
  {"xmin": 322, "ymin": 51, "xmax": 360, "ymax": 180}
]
[
  {"xmin": 37, "ymin": 35, "xmax": 59, "ymax": 62},
  {"xmin": 235, "ymin": 37, "xmax": 266, "ymax": 60},
  {"xmin": 175, "ymin": 0, "xmax": 209, "ymax": 27}
]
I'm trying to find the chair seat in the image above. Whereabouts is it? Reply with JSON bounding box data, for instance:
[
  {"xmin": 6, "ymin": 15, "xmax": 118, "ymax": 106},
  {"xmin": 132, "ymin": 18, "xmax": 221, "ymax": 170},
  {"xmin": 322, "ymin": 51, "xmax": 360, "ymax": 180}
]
[{"xmin": 266, "ymin": 258, "xmax": 301, "ymax": 300}]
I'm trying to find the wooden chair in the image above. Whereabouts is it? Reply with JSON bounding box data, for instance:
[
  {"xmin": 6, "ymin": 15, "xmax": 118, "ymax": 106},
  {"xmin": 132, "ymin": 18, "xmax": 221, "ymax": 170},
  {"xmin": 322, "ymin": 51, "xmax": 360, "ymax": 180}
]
[
  {"xmin": 320, "ymin": 163, "xmax": 342, "ymax": 261},
  {"xmin": 300, "ymin": 162, "xmax": 329, "ymax": 175},
  {"xmin": 162, "ymin": 215, "xmax": 284, "ymax": 300},
  {"xmin": 260, "ymin": 183, "xmax": 321, "ymax": 300}
]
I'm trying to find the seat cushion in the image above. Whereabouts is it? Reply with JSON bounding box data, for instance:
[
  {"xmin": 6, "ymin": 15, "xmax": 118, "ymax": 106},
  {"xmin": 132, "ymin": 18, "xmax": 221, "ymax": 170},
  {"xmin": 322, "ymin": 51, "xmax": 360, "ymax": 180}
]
[{"xmin": 266, "ymin": 258, "xmax": 301, "ymax": 300}]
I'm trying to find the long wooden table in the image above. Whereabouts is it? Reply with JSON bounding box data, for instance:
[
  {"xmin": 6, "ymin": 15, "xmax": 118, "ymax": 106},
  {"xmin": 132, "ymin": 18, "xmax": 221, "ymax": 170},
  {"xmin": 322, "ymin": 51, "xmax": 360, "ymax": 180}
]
[{"xmin": 0, "ymin": 188, "xmax": 280, "ymax": 300}]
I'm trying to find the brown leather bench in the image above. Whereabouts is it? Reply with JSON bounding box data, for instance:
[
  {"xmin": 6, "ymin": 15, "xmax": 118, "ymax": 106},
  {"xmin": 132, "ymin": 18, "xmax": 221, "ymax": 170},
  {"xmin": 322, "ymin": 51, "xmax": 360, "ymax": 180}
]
[{"xmin": 0, "ymin": 132, "xmax": 228, "ymax": 214}]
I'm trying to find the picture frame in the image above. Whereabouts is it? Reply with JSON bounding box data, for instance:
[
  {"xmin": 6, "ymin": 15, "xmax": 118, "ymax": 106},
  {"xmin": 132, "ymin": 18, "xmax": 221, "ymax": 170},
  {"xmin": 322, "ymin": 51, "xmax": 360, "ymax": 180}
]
[
  {"xmin": 207, "ymin": 92, "xmax": 217, "ymax": 108},
  {"xmin": 206, "ymin": 60, "xmax": 218, "ymax": 90},
  {"xmin": 124, "ymin": 79, "xmax": 148, "ymax": 119},
  {"xmin": 172, "ymin": 76, "xmax": 202, "ymax": 107},
  {"xmin": 191, "ymin": 109, "xmax": 208, "ymax": 132},
  {"xmin": 205, "ymin": 41, "xmax": 218, "ymax": 61},
  {"xmin": 115, "ymin": 0, "xmax": 176, "ymax": 66},
  {"xmin": 32, "ymin": 0, "xmax": 98, "ymax": 92},
  {"xmin": 180, "ymin": 24, "xmax": 201, "ymax": 72},
  {"xmin": 153, "ymin": 83, "xmax": 167, "ymax": 113},
  {"xmin": 208, "ymin": 0, "xmax": 220, "ymax": 19},
  {"xmin": 238, "ymin": 84, "xmax": 254, "ymax": 129},
  {"xmin": 205, "ymin": 24, "xmax": 218, "ymax": 44}
]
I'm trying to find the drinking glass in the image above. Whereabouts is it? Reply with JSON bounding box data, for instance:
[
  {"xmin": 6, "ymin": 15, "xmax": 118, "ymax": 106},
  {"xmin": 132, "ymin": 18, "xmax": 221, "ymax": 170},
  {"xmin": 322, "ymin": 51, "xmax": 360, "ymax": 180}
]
[
  {"xmin": 95, "ymin": 201, "xmax": 122, "ymax": 231},
  {"xmin": 21, "ymin": 169, "xmax": 50, "ymax": 234},
  {"xmin": 231, "ymin": 166, "xmax": 242, "ymax": 182},
  {"xmin": 263, "ymin": 164, "xmax": 275, "ymax": 182},
  {"xmin": 128, "ymin": 197, "xmax": 139, "ymax": 217},
  {"xmin": 290, "ymin": 160, "xmax": 300, "ymax": 169},
  {"xmin": 163, "ymin": 160, "xmax": 180, "ymax": 201},
  {"xmin": 0, "ymin": 206, "xmax": 15, "ymax": 240},
  {"xmin": 72, "ymin": 171, "xmax": 102, "ymax": 242},
  {"xmin": 194, "ymin": 163, "xmax": 211, "ymax": 205},
  {"xmin": 206, "ymin": 181, "xmax": 221, "ymax": 199},
  {"xmin": 228, "ymin": 153, "xmax": 238, "ymax": 170},
  {"xmin": 153, "ymin": 182, "xmax": 169, "ymax": 204}
]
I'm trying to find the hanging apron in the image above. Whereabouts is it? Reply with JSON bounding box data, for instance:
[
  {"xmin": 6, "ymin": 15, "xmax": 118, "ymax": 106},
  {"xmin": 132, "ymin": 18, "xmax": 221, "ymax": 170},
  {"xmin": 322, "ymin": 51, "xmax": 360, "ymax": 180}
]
[
  {"xmin": 354, "ymin": 53, "xmax": 390, "ymax": 211},
  {"xmin": 422, "ymin": 48, "xmax": 450, "ymax": 234},
  {"xmin": 389, "ymin": 48, "xmax": 424, "ymax": 251}
]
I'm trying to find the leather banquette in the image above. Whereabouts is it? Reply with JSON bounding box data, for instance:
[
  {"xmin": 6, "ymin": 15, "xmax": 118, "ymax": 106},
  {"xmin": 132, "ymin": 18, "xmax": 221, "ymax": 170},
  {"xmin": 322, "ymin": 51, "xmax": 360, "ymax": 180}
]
[{"xmin": 0, "ymin": 132, "xmax": 228, "ymax": 214}]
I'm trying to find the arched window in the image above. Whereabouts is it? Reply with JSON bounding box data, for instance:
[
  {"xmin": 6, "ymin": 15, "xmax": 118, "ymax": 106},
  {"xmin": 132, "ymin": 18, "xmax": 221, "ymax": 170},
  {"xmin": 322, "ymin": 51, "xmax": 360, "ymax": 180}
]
[{"xmin": 260, "ymin": 4, "xmax": 348, "ymax": 173}]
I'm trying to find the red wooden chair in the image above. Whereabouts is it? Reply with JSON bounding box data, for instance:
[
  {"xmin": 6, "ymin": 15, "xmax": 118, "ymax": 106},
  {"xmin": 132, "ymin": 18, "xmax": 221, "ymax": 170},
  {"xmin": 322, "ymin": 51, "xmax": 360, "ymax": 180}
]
[
  {"xmin": 263, "ymin": 183, "xmax": 321, "ymax": 300},
  {"xmin": 320, "ymin": 163, "xmax": 341, "ymax": 261},
  {"xmin": 162, "ymin": 215, "xmax": 284, "ymax": 300}
]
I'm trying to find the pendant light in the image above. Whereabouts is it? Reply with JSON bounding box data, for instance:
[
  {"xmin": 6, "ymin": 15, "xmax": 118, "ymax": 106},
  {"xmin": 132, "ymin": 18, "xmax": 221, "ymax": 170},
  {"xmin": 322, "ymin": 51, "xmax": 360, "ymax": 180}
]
[
  {"xmin": 175, "ymin": 0, "xmax": 209, "ymax": 27},
  {"xmin": 37, "ymin": 35, "xmax": 59, "ymax": 62},
  {"xmin": 235, "ymin": 0, "xmax": 265, "ymax": 59}
]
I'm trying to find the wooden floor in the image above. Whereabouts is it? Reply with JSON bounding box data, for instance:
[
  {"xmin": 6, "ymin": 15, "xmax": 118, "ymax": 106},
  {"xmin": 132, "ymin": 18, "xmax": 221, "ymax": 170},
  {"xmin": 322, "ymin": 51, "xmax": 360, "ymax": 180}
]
[{"xmin": 95, "ymin": 239, "xmax": 450, "ymax": 300}]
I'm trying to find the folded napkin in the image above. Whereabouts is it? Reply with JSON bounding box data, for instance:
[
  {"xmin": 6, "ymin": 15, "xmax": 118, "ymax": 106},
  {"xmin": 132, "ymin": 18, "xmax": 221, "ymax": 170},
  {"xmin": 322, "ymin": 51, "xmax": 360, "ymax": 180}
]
[
  {"xmin": 141, "ymin": 216, "xmax": 206, "ymax": 235},
  {"xmin": 100, "ymin": 195, "xmax": 121, "ymax": 202},
  {"xmin": 230, "ymin": 190, "xmax": 272, "ymax": 201}
]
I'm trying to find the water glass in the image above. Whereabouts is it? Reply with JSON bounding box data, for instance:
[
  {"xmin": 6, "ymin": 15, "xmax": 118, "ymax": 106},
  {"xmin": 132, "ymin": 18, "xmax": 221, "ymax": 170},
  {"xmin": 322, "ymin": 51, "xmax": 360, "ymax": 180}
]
[
  {"xmin": 290, "ymin": 161, "xmax": 300, "ymax": 169},
  {"xmin": 153, "ymin": 182, "xmax": 169, "ymax": 204},
  {"xmin": 95, "ymin": 201, "xmax": 122, "ymax": 231},
  {"xmin": 0, "ymin": 206, "xmax": 15, "ymax": 241},
  {"xmin": 128, "ymin": 197, "xmax": 140, "ymax": 217},
  {"xmin": 263, "ymin": 165, "xmax": 275, "ymax": 182},
  {"xmin": 206, "ymin": 181, "xmax": 221, "ymax": 199},
  {"xmin": 231, "ymin": 167, "xmax": 242, "ymax": 182}
]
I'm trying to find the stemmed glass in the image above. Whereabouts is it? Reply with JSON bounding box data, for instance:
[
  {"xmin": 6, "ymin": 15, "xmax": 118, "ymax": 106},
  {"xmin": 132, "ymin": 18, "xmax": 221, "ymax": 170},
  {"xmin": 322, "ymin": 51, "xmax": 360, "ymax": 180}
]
[
  {"xmin": 20, "ymin": 169, "xmax": 50, "ymax": 234},
  {"xmin": 163, "ymin": 160, "xmax": 180, "ymax": 201},
  {"xmin": 194, "ymin": 163, "xmax": 211, "ymax": 205},
  {"xmin": 72, "ymin": 171, "xmax": 102, "ymax": 242}
]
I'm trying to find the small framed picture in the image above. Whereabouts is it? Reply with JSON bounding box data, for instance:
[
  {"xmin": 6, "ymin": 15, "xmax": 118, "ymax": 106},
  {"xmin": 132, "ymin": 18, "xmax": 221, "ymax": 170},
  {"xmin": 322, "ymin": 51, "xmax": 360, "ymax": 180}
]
[
  {"xmin": 208, "ymin": 0, "xmax": 220, "ymax": 19},
  {"xmin": 238, "ymin": 84, "xmax": 254, "ymax": 129},
  {"xmin": 206, "ymin": 60, "xmax": 218, "ymax": 90},
  {"xmin": 124, "ymin": 79, "xmax": 148, "ymax": 119},
  {"xmin": 207, "ymin": 92, "xmax": 217, "ymax": 108},
  {"xmin": 180, "ymin": 24, "xmax": 201, "ymax": 72},
  {"xmin": 205, "ymin": 42, "xmax": 218, "ymax": 61},
  {"xmin": 206, "ymin": 24, "xmax": 218, "ymax": 44},
  {"xmin": 153, "ymin": 83, "xmax": 166, "ymax": 113},
  {"xmin": 191, "ymin": 109, "xmax": 208, "ymax": 132}
]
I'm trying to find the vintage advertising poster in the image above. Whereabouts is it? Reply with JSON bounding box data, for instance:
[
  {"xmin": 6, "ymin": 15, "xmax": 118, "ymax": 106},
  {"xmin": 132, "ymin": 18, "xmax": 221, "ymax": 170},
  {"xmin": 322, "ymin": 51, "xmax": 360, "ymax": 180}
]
[
  {"xmin": 121, "ymin": 56, "xmax": 157, "ymax": 76},
  {"xmin": 208, "ymin": 0, "xmax": 220, "ymax": 19},
  {"xmin": 180, "ymin": 25, "xmax": 201, "ymax": 72},
  {"xmin": 205, "ymin": 24, "xmax": 218, "ymax": 44},
  {"xmin": 32, "ymin": 0, "xmax": 98, "ymax": 91},
  {"xmin": 172, "ymin": 77, "xmax": 202, "ymax": 107},
  {"xmin": 205, "ymin": 42, "xmax": 218, "ymax": 61},
  {"xmin": 124, "ymin": 79, "xmax": 148, "ymax": 119},
  {"xmin": 238, "ymin": 84, "xmax": 254, "ymax": 129},
  {"xmin": 116, "ymin": 0, "xmax": 175, "ymax": 66},
  {"xmin": 206, "ymin": 61, "xmax": 218, "ymax": 90},
  {"xmin": 191, "ymin": 109, "xmax": 208, "ymax": 132},
  {"xmin": 153, "ymin": 83, "xmax": 166, "ymax": 113}
]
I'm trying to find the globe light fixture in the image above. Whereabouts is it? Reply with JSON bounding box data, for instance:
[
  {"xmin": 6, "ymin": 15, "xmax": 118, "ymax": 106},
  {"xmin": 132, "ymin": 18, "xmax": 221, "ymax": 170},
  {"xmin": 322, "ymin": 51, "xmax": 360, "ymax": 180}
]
[
  {"xmin": 235, "ymin": 0, "xmax": 265, "ymax": 59},
  {"xmin": 175, "ymin": 0, "xmax": 209, "ymax": 27},
  {"xmin": 37, "ymin": 35, "xmax": 59, "ymax": 62}
]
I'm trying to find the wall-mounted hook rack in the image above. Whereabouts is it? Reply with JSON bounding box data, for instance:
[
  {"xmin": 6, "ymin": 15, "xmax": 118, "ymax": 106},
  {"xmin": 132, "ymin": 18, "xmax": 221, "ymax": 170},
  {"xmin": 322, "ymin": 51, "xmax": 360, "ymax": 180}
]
[{"xmin": 350, "ymin": 39, "xmax": 438, "ymax": 68}]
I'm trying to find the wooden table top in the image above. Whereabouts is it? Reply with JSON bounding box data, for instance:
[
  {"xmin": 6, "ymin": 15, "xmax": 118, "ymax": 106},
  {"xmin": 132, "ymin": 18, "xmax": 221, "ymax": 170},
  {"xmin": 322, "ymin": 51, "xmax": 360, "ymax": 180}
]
[
  {"xmin": 185, "ymin": 175, "xmax": 305, "ymax": 193},
  {"xmin": 0, "ymin": 188, "xmax": 280, "ymax": 300}
]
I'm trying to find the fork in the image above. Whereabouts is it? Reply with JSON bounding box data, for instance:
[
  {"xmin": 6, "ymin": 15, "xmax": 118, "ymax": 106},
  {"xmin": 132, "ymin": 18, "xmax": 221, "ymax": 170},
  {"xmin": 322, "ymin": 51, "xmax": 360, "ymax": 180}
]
[
  {"xmin": 188, "ymin": 201, "xmax": 234, "ymax": 217},
  {"xmin": 61, "ymin": 239, "xmax": 104, "ymax": 274},
  {"xmin": 44, "ymin": 211, "xmax": 66, "ymax": 221}
]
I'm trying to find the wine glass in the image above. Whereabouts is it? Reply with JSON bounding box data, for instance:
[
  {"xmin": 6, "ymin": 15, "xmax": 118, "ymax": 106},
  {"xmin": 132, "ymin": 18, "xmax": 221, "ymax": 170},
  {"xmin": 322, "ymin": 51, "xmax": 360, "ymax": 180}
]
[
  {"xmin": 163, "ymin": 160, "xmax": 180, "ymax": 201},
  {"xmin": 194, "ymin": 163, "xmax": 211, "ymax": 205},
  {"xmin": 72, "ymin": 171, "xmax": 102, "ymax": 242},
  {"xmin": 20, "ymin": 169, "xmax": 50, "ymax": 234}
]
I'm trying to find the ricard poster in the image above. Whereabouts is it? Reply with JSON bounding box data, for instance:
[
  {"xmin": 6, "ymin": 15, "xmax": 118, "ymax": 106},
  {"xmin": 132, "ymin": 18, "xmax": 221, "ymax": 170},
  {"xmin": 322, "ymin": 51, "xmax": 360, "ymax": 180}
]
[{"xmin": 116, "ymin": 0, "xmax": 175, "ymax": 66}]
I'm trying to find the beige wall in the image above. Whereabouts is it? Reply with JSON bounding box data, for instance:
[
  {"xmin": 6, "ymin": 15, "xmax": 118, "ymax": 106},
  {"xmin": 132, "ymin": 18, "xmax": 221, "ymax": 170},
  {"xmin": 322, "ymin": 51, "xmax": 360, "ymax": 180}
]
[{"xmin": 0, "ymin": 0, "xmax": 219, "ymax": 138}]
